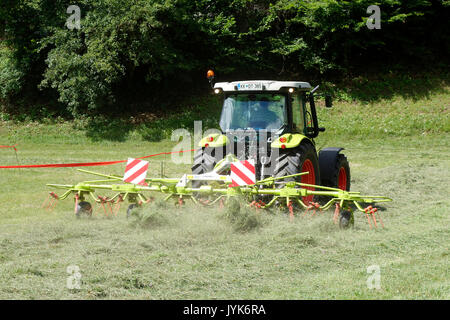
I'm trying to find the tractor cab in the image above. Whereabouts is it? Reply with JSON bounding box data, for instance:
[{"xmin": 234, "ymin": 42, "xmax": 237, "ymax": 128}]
[{"xmin": 214, "ymin": 80, "xmax": 318, "ymax": 139}]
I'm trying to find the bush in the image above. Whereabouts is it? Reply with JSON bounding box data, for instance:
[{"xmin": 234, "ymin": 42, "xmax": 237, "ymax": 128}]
[
  {"xmin": 139, "ymin": 125, "xmax": 164, "ymax": 142},
  {"xmin": 0, "ymin": 46, "xmax": 24, "ymax": 99}
]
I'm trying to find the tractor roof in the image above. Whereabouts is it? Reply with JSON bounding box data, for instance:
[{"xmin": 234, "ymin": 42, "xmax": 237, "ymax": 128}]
[{"xmin": 214, "ymin": 80, "xmax": 312, "ymax": 92}]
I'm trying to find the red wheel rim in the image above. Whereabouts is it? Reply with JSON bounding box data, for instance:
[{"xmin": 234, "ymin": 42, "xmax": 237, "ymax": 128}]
[
  {"xmin": 338, "ymin": 167, "xmax": 347, "ymax": 190},
  {"xmin": 301, "ymin": 159, "xmax": 315, "ymax": 205}
]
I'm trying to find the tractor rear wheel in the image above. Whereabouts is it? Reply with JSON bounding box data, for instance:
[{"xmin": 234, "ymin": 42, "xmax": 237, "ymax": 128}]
[
  {"xmin": 272, "ymin": 142, "xmax": 320, "ymax": 205},
  {"xmin": 322, "ymin": 154, "xmax": 351, "ymax": 191},
  {"xmin": 191, "ymin": 147, "xmax": 223, "ymax": 188}
]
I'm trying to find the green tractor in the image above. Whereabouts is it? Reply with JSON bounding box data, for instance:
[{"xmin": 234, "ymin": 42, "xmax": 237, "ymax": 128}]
[{"xmin": 192, "ymin": 70, "xmax": 350, "ymax": 204}]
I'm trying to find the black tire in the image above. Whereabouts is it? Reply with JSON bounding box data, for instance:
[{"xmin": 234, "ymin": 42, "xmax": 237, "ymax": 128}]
[
  {"xmin": 76, "ymin": 201, "xmax": 92, "ymax": 218},
  {"xmin": 322, "ymin": 154, "xmax": 351, "ymax": 191},
  {"xmin": 272, "ymin": 142, "xmax": 320, "ymax": 204},
  {"xmin": 191, "ymin": 147, "xmax": 224, "ymax": 188},
  {"xmin": 339, "ymin": 210, "xmax": 354, "ymax": 229},
  {"xmin": 127, "ymin": 204, "xmax": 139, "ymax": 218}
]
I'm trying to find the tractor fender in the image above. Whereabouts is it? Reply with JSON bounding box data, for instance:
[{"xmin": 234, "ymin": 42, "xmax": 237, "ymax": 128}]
[
  {"xmin": 271, "ymin": 133, "xmax": 309, "ymax": 149},
  {"xmin": 198, "ymin": 134, "xmax": 229, "ymax": 148},
  {"xmin": 318, "ymin": 147, "xmax": 345, "ymax": 183}
]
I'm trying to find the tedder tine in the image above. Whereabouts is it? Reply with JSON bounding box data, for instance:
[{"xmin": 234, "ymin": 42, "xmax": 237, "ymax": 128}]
[{"xmin": 46, "ymin": 169, "xmax": 392, "ymax": 228}]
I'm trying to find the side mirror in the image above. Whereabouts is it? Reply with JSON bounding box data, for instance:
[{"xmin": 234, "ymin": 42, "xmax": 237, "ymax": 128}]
[{"xmin": 325, "ymin": 95, "xmax": 333, "ymax": 108}]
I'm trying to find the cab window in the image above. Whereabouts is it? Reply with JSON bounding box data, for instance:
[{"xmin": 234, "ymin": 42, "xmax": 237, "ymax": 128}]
[{"xmin": 292, "ymin": 94, "xmax": 305, "ymax": 133}]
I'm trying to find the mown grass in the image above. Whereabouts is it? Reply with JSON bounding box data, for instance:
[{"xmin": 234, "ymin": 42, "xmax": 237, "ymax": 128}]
[{"xmin": 0, "ymin": 83, "xmax": 448, "ymax": 299}]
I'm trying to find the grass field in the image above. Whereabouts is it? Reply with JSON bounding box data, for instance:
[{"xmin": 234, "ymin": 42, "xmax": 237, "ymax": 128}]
[{"xmin": 0, "ymin": 86, "xmax": 449, "ymax": 299}]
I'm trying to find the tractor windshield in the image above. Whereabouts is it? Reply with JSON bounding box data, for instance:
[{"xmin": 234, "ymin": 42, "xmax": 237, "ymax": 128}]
[{"xmin": 219, "ymin": 93, "xmax": 287, "ymax": 132}]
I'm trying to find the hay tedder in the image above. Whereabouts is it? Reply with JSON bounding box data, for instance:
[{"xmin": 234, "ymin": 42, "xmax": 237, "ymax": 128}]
[{"xmin": 45, "ymin": 71, "xmax": 392, "ymax": 229}]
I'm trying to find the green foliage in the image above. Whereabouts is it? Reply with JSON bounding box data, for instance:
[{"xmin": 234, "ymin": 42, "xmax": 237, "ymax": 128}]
[
  {"xmin": 139, "ymin": 125, "xmax": 164, "ymax": 142},
  {"xmin": 0, "ymin": 0, "xmax": 449, "ymax": 116},
  {"xmin": 84, "ymin": 116, "xmax": 133, "ymax": 142},
  {"xmin": 0, "ymin": 45, "xmax": 24, "ymax": 99}
]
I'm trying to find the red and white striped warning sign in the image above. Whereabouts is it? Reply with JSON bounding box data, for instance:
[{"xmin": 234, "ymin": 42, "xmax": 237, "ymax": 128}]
[
  {"xmin": 230, "ymin": 160, "xmax": 256, "ymax": 187},
  {"xmin": 123, "ymin": 158, "xmax": 149, "ymax": 186}
]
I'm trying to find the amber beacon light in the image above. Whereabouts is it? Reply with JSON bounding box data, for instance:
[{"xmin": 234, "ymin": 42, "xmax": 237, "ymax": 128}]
[{"xmin": 207, "ymin": 69, "xmax": 215, "ymax": 80}]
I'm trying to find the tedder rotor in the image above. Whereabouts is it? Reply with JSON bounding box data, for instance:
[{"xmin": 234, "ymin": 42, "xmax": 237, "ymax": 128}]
[{"xmin": 46, "ymin": 160, "xmax": 391, "ymax": 229}]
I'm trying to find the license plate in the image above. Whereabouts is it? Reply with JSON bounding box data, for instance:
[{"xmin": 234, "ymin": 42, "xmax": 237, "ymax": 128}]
[{"xmin": 237, "ymin": 82, "xmax": 263, "ymax": 91}]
